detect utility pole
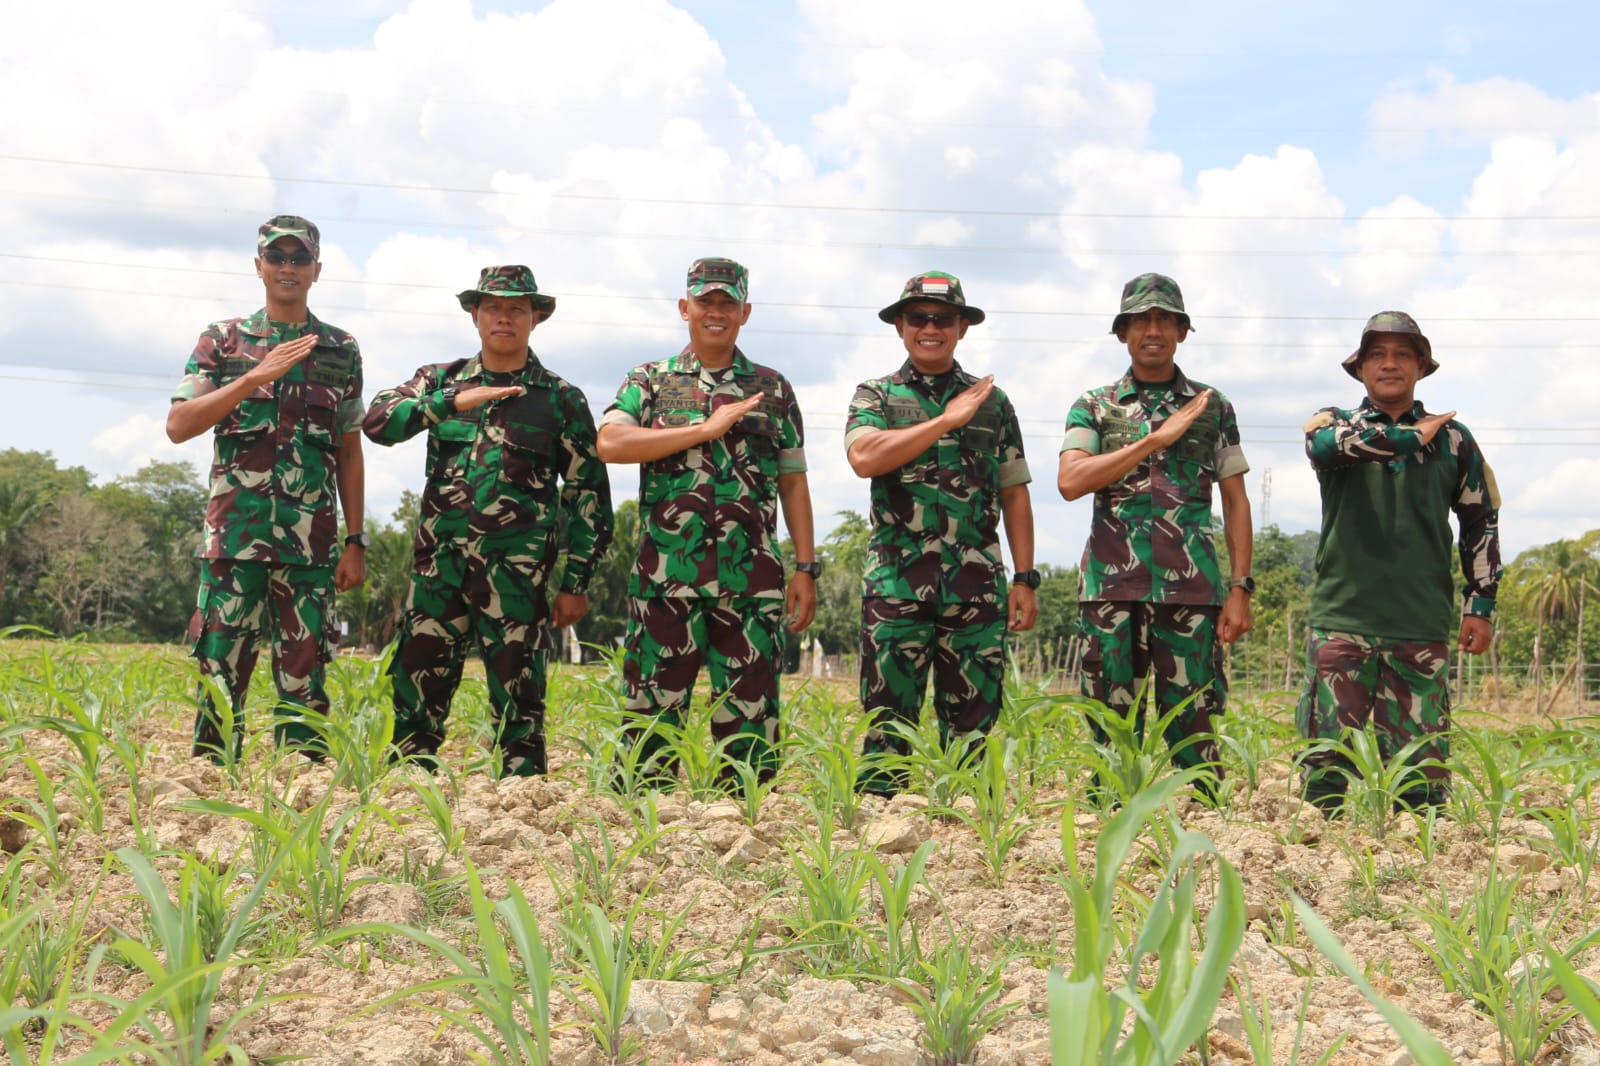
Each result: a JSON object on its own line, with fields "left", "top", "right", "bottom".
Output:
{"left": 1261, "top": 468, "right": 1272, "bottom": 529}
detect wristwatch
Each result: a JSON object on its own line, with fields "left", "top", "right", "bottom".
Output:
{"left": 344, "top": 532, "right": 371, "bottom": 548}
{"left": 439, "top": 383, "right": 460, "bottom": 410}
{"left": 1012, "top": 569, "right": 1042, "bottom": 589}
{"left": 1226, "top": 576, "right": 1256, "bottom": 594}
{"left": 794, "top": 561, "right": 823, "bottom": 578}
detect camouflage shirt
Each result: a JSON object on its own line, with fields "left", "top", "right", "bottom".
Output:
{"left": 845, "top": 359, "right": 1031, "bottom": 605}
{"left": 1061, "top": 367, "right": 1248, "bottom": 606}
{"left": 173, "top": 309, "right": 363, "bottom": 565}
{"left": 1304, "top": 399, "right": 1500, "bottom": 642}
{"left": 363, "top": 352, "right": 614, "bottom": 595}
{"left": 601, "top": 347, "right": 806, "bottom": 600}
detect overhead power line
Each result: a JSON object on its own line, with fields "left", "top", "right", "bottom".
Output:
{"left": 6, "top": 153, "right": 1600, "bottom": 223}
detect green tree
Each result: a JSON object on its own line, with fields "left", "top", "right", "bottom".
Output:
{"left": 0, "top": 480, "right": 47, "bottom": 614}
{"left": 96, "top": 461, "right": 207, "bottom": 640}
{"left": 812, "top": 510, "right": 870, "bottom": 657}
{"left": 573, "top": 498, "right": 638, "bottom": 656}
{"left": 1506, "top": 538, "right": 1597, "bottom": 713}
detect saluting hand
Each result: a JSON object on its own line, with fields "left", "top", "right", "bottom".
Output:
{"left": 702, "top": 392, "right": 764, "bottom": 440}
{"left": 248, "top": 333, "right": 319, "bottom": 386}
{"left": 453, "top": 385, "right": 524, "bottom": 412}
{"left": 942, "top": 376, "right": 994, "bottom": 430}
{"left": 1149, "top": 389, "right": 1213, "bottom": 448}
{"left": 1416, "top": 410, "right": 1455, "bottom": 447}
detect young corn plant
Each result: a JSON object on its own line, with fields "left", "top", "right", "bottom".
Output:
{"left": 928, "top": 733, "right": 1035, "bottom": 886}
{"left": 773, "top": 799, "right": 875, "bottom": 977}
{"left": 894, "top": 934, "right": 1021, "bottom": 1066}
{"left": 1296, "top": 727, "right": 1439, "bottom": 838}
{"left": 1404, "top": 864, "right": 1600, "bottom": 1065}
{"left": 332, "top": 858, "right": 557, "bottom": 1066}
{"left": 1072, "top": 694, "right": 1198, "bottom": 811}
{"left": 87, "top": 845, "right": 292, "bottom": 1066}
{"left": 1049, "top": 778, "right": 1245, "bottom": 1066}
{"left": 564, "top": 902, "right": 641, "bottom": 1065}
{"left": 860, "top": 839, "right": 937, "bottom": 981}
{"left": 1229, "top": 971, "right": 1348, "bottom": 1066}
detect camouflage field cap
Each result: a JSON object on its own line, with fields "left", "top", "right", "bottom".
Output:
{"left": 457, "top": 265, "right": 557, "bottom": 317}
{"left": 686, "top": 257, "right": 749, "bottom": 302}
{"left": 1343, "top": 311, "right": 1437, "bottom": 380}
{"left": 258, "top": 215, "right": 320, "bottom": 261}
{"left": 877, "top": 270, "right": 986, "bottom": 325}
{"left": 1111, "top": 272, "right": 1192, "bottom": 334}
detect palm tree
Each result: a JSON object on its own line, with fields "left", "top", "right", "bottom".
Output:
{"left": 1512, "top": 539, "right": 1597, "bottom": 715}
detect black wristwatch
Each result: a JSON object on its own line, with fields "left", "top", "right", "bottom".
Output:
{"left": 794, "top": 561, "right": 823, "bottom": 578}
{"left": 344, "top": 532, "right": 370, "bottom": 549}
{"left": 1012, "top": 569, "right": 1042, "bottom": 589}
{"left": 439, "top": 383, "right": 460, "bottom": 410}
{"left": 1226, "top": 575, "right": 1256, "bottom": 594}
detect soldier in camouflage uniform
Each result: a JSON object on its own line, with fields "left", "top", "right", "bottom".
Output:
{"left": 167, "top": 215, "right": 367, "bottom": 761}
{"left": 364, "top": 266, "right": 614, "bottom": 776}
{"left": 1058, "top": 273, "right": 1253, "bottom": 796}
{"left": 846, "top": 272, "right": 1037, "bottom": 796}
{"left": 1297, "top": 312, "right": 1500, "bottom": 813}
{"left": 597, "top": 258, "right": 817, "bottom": 786}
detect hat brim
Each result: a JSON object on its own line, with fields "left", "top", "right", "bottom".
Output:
{"left": 459, "top": 290, "right": 558, "bottom": 317}
{"left": 878, "top": 298, "right": 985, "bottom": 325}
{"left": 1110, "top": 303, "right": 1193, "bottom": 335}
{"left": 1343, "top": 348, "right": 1439, "bottom": 380}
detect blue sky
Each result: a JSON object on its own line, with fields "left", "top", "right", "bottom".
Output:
{"left": 2, "top": 0, "right": 1596, "bottom": 570}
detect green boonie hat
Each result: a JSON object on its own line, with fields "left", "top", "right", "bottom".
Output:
{"left": 1343, "top": 311, "right": 1436, "bottom": 380}
{"left": 878, "top": 270, "right": 986, "bottom": 325}
{"left": 686, "top": 257, "right": 749, "bottom": 302}
{"left": 258, "top": 214, "right": 320, "bottom": 261}
{"left": 457, "top": 265, "right": 557, "bottom": 317}
{"left": 1111, "top": 272, "right": 1192, "bottom": 334}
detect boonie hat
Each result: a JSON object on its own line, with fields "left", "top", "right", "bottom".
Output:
{"left": 258, "top": 215, "right": 320, "bottom": 261}
{"left": 457, "top": 265, "right": 557, "bottom": 317}
{"left": 686, "top": 258, "right": 749, "bottom": 303}
{"left": 878, "top": 271, "right": 985, "bottom": 325}
{"left": 1111, "top": 272, "right": 1192, "bottom": 334}
{"left": 1343, "top": 311, "right": 1437, "bottom": 379}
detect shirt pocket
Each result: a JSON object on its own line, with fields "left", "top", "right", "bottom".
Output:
{"left": 302, "top": 383, "right": 344, "bottom": 451}
{"left": 650, "top": 407, "right": 706, "bottom": 471}
{"left": 430, "top": 418, "right": 479, "bottom": 480}
{"left": 218, "top": 383, "right": 277, "bottom": 437}
{"left": 499, "top": 420, "right": 556, "bottom": 490}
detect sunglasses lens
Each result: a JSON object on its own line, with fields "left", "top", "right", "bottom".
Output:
{"left": 264, "top": 250, "right": 313, "bottom": 266}
{"left": 907, "top": 312, "right": 956, "bottom": 328}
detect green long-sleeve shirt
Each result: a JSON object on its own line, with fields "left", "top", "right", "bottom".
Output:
{"left": 1304, "top": 399, "right": 1500, "bottom": 642}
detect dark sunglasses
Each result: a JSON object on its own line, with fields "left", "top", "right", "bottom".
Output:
{"left": 262, "top": 249, "right": 316, "bottom": 267}
{"left": 903, "top": 310, "right": 959, "bottom": 329}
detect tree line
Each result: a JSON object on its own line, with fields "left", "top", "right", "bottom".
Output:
{"left": 2, "top": 447, "right": 1594, "bottom": 705}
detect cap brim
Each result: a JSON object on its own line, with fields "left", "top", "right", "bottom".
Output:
{"left": 458, "top": 290, "right": 558, "bottom": 316}
{"left": 1111, "top": 304, "right": 1194, "bottom": 334}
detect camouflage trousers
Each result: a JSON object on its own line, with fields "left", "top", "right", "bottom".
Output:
{"left": 1077, "top": 601, "right": 1224, "bottom": 773}
{"left": 622, "top": 596, "right": 783, "bottom": 782}
{"left": 857, "top": 597, "right": 1006, "bottom": 795}
{"left": 188, "top": 558, "right": 335, "bottom": 760}
{"left": 390, "top": 559, "right": 551, "bottom": 776}
{"left": 1295, "top": 628, "right": 1452, "bottom": 802}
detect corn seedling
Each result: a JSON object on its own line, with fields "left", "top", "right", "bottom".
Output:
{"left": 564, "top": 902, "right": 641, "bottom": 1064}
{"left": 1229, "top": 971, "right": 1348, "bottom": 1066}
{"left": 332, "top": 859, "right": 557, "bottom": 1066}
{"left": 1296, "top": 727, "right": 1438, "bottom": 839}
{"left": 861, "top": 839, "right": 937, "bottom": 980}
{"left": 929, "top": 733, "right": 1035, "bottom": 886}
{"left": 87, "top": 845, "right": 293, "bottom": 1065}
{"left": 1073, "top": 693, "right": 1198, "bottom": 811}
{"left": 774, "top": 799, "right": 875, "bottom": 976}
{"left": 893, "top": 934, "right": 1021, "bottom": 1066}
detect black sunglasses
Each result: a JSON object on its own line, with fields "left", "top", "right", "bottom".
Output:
{"left": 903, "top": 310, "right": 959, "bottom": 329}
{"left": 262, "top": 249, "right": 316, "bottom": 267}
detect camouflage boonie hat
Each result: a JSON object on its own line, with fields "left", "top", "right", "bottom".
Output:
{"left": 1111, "top": 272, "right": 1192, "bottom": 334}
{"left": 878, "top": 270, "right": 986, "bottom": 325}
{"left": 258, "top": 215, "right": 320, "bottom": 261}
{"left": 686, "top": 258, "right": 749, "bottom": 303}
{"left": 1343, "top": 311, "right": 1437, "bottom": 379}
{"left": 457, "top": 265, "right": 557, "bottom": 317}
